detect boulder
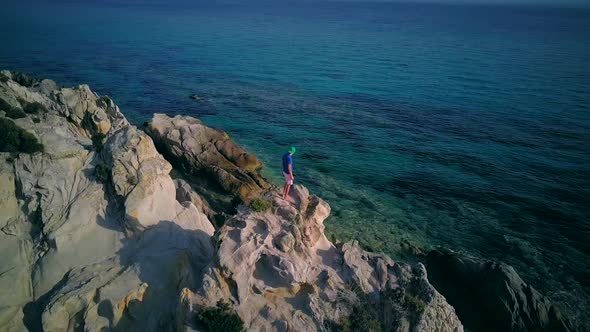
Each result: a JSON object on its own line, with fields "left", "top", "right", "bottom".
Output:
{"left": 40, "top": 259, "right": 143, "bottom": 332}
{"left": 104, "top": 126, "right": 177, "bottom": 233}
{"left": 146, "top": 113, "right": 271, "bottom": 203}
{"left": 0, "top": 157, "right": 32, "bottom": 332}
{"left": 104, "top": 126, "right": 216, "bottom": 236}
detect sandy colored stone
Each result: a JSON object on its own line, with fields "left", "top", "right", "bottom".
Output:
{"left": 179, "top": 186, "right": 463, "bottom": 332}
{"left": 146, "top": 113, "right": 271, "bottom": 203}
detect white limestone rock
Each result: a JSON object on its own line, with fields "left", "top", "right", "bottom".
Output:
{"left": 0, "top": 72, "right": 216, "bottom": 332}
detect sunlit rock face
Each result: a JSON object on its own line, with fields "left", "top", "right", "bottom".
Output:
{"left": 146, "top": 113, "right": 271, "bottom": 204}
{"left": 0, "top": 71, "right": 215, "bottom": 331}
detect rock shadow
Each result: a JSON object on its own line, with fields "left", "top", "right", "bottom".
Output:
{"left": 112, "top": 220, "right": 215, "bottom": 331}
{"left": 22, "top": 272, "right": 71, "bottom": 332}
{"left": 24, "top": 219, "right": 215, "bottom": 332}
{"left": 150, "top": 139, "right": 240, "bottom": 219}
{"left": 316, "top": 247, "right": 347, "bottom": 282}
{"left": 97, "top": 299, "right": 114, "bottom": 326}
{"left": 118, "top": 220, "right": 213, "bottom": 284}
{"left": 317, "top": 247, "right": 340, "bottom": 269}
{"left": 285, "top": 283, "right": 315, "bottom": 314}
{"left": 253, "top": 254, "right": 292, "bottom": 289}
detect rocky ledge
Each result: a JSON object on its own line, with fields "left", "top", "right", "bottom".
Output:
{"left": 0, "top": 71, "right": 574, "bottom": 332}
{"left": 177, "top": 186, "right": 462, "bottom": 332}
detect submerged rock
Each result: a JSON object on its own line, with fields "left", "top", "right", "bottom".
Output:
{"left": 426, "top": 249, "right": 573, "bottom": 332}
{"left": 189, "top": 94, "right": 205, "bottom": 101}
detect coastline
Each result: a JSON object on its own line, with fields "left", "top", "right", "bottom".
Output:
{"left": 0, "top": 71, "right": 580, "bottom": 331}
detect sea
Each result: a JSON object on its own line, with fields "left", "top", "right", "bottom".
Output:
{"left": 1, "top": 0, "right": 589, "bottom": 327}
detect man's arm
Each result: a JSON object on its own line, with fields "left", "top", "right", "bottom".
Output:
{"left": 288, "top": 164, "right": 294, "bottom": 178}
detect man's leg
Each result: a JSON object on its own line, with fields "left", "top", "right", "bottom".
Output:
{"left": 283, "top": 182, "right": 291, "bottom": 199}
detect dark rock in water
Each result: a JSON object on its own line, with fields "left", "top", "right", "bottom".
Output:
{"left": 189, "top": 94, "right": 205, "bottom": 101}
{"left": 399, "top": 239, "right": 424, "bottom": 257}
{"left": 426, "top": 249, "right": 573, "bottom": 332}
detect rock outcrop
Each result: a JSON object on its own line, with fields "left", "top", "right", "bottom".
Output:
{"left": 103, "top": 126, "right": 213, "bottom": 235}
{"left": 0, "top": 71, "right": 215, "bottom": 331}
{"left": 0, "top": 71, "right": 462, "bottom": 332}
{"left": 146, "top": 113, "right": 271, "bottom": 204}
{"left": 178, "top": 185, "right": 463, "bottom": 332}
{"left": 426, "top": 249, "right": 573, "bottom": 332}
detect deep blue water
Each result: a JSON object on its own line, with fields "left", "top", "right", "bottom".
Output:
{"left": 1, "top": 0, "right": 589, "bottom": 325}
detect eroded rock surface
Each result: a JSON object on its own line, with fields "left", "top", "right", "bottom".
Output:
{"left": 178, "top": 186, "right": 464, "bottom": 332}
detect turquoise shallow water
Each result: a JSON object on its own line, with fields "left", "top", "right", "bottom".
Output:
{"left": 1, "top": 0, "right": 589, "bottom": 325}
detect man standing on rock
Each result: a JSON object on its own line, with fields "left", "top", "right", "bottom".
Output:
{"left": 282, "top": 147, "right": 296, "bottom": 200}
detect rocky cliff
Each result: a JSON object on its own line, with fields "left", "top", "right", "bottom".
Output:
{"left": 0, "top": 71, "right": 571, "bottom": 332}
{"left": 0, "top": 71, "right": 462, "bottom": 331}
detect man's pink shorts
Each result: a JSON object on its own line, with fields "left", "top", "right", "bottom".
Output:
{"left": 283, "top": 172, "right": 293, "bottom": 185}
